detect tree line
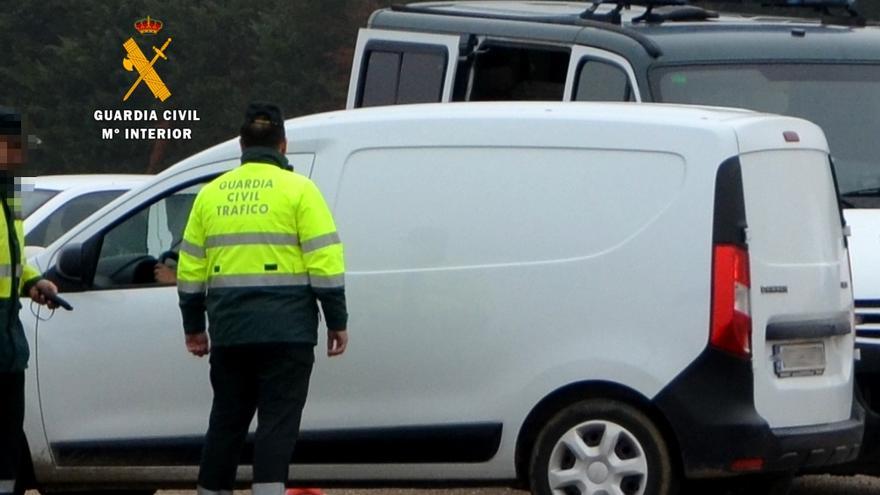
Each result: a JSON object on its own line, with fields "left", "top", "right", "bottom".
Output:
{"left": 1, "top": 0, "right": 875, "bottom": 176}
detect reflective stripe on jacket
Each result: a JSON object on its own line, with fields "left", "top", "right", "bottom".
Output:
{"left": 177, "top": 160, "right": 347, "bottom": 346}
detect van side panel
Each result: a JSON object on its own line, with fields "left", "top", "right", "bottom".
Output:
{"left": 294, "top": 114, "right": 738, "bottom": 482}
{"left": 287, "top": 107, "right": 745, "bottom": 480}
{"left": 339, "top": 147, "right": 684, "bottom": 269}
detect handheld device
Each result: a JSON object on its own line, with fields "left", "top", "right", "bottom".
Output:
{"left": 38, "top": 288, "right": 73, "bottom": 311}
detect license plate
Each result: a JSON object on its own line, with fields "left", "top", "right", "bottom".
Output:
{"left": 773, "top": 342, "right": 826, "bottom": 378}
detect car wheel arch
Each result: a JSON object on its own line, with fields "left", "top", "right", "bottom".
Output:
{"left": 513, "top": 380, "right": 684, "bottom": 489}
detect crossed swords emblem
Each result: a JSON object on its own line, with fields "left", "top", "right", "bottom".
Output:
{"left": 122, "top": 37, "right": 172, "bottom": 102}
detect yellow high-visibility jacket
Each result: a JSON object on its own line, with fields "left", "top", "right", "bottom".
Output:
{"left": 177, "top": 155, "right": 347, "bottom": 346}
{"left": 0, "top": 185, "right": 43, "bottom": 372}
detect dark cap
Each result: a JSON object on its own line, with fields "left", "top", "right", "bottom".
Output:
{"left": 0, "top": 106, "right": 21, "bottom": 136}
{"left": 243, "top": 102, "right": 284, "bottom": 129}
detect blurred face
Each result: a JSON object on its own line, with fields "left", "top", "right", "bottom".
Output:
{"left": 0, "top": 135, "right": 24, "bottom": 170}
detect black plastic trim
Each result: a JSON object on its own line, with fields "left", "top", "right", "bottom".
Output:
{"left": 856, "top": 299, "right": 880, "bottom": 309}
{"left": 771, "top": 415, "right": 863, "bottom": 470}
{"left": 766, "top": 313, "right": 852, "bottom": 341}
{"left": 712, "top": 156, "right": 747, "bottom": 248}
{"left": 654, "top": 347, "right": 769, "bottom": 477}
{"left": 653, "top": 346, "right": 862, "bottom": 477}
{"left": 51, "top": 423, "right": 503, "bottom": 467}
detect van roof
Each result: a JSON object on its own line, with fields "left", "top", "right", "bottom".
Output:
{"left": 287, "top": 101, "right": 812, "bottom": 133}
{"left": 159, "top": 102, "right": 825, "bottom": 178}
{"left": 371, "top": 1, "right": 880, "bottom": 62}
{"left": 162, "top": 103, "right": 829, "bottom": 179}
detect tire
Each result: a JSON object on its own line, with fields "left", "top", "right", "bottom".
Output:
{"left": 528, "top": 399, "right": 677, "bottom": 495}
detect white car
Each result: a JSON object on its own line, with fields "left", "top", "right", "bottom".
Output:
{"left": 22, "top": 175, "right": 150, "bottom": 257}
{"left": 20, "top": 103, "right": 859, "bottom": 495}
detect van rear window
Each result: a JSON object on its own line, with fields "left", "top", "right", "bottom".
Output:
{"left": 739, "top": 150, "right": 842, "bottom": 265}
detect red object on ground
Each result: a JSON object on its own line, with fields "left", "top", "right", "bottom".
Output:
{"left": 286, "top": 489, "right": 325, "bottom": 495}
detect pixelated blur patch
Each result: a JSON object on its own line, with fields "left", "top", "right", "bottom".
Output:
{"left": 0, "top": 107, "right": 21, "bottom": 135}
{"left": 19, "top": 177, "right": 35, "bottom": 192}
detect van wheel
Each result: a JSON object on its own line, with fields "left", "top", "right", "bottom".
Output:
{"left": 528, "top": 399, "right": 676, "bottom": 495}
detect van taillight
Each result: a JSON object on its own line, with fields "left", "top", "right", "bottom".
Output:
{"left": 711, "top": 244, "right": 752, "bottom": 358}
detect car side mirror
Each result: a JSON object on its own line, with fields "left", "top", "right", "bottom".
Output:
{"left": 44, "top": 238, "right": 100, "bottom": 292}
{"left": 53, "top": 243, "right": 85, "bottom": 285}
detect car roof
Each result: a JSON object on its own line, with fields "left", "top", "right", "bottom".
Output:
{"left": 25, "top": 174, "right": 151, "bottom": 192}
{"left": 372, "top": 2, "right": 880, "bottom": 63}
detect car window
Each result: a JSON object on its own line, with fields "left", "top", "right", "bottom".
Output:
{"left": 22, "top": 188, "right": 59, "bottom": 218}
{"left": 26, "top": 190, "right": 124, "bottom": 247}
{"left": 359, "top": 43, "right": 447, "bottom": 107}
{"left": 574, "top": 59, "right": 634, "bottom": 102}
{"left": 470, "top": 44, "right": 569, "bottom": 101}
{"left": 94, "top": 182, "right": 204, "bottom": 288}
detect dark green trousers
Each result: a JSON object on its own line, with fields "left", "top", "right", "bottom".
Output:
{"left": 198, "top": 343, "right": 314, "bottom": 491}
{"left": 0, "top": 372, "right": 24, "bottom": 495}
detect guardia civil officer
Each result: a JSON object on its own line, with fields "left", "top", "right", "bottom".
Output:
{"left": 0, "top": 107, "right": 59, "bottom": 495}
{"left": 177, "top": 102, "right": 348, "bottom": 495}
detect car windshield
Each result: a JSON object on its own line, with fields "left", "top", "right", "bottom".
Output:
{"left": 22, "top": 188, "right": 59, "bottom": 218}
{"left": 650, "top": 63, "right": 880, "bottom": 198}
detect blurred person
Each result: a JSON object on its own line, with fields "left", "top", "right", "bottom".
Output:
{"left": 0, "top": 107, "right": 59, "bottom": 495}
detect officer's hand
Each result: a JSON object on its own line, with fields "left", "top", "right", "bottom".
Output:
{"left": 186, "top": 332, "right": 210, "bottom": 357}
{"left": 29, "top": 279, "right": 59, "bottom": 309}
{"left": 328, "top": 330, "right": 348, "bottom": 357}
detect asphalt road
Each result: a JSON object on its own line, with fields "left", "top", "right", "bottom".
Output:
{"left": 22, "top": 476, "right": 880, "bottom": 495}
{"left": 146, "top": 475, "right": 880, "bottom": 494}
{"left": 321, "top": 475, "right": 880, "bottom": 493}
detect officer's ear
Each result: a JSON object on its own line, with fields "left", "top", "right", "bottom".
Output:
{"left": 278, "top": 139, "right": 287, "bottom": 154}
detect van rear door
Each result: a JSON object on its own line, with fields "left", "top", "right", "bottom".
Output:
{"left": 346, "top": 29, "right": 460, "bottom": 109}
{"left": 738, "top": 122, "right": 854, "bottom": 428}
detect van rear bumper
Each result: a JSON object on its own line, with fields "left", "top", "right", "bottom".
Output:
{"left": 653, "top": 347, "right": 863, "bottom": 478}
{"left": 765, "top": 414, "right": 863, "bottom": 471}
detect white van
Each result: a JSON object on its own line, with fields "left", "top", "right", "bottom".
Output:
{"left": 22, "top": 103, "right": 859, "bottom": 495}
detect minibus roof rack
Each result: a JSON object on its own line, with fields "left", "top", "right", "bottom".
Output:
{"left": 389, "top": 3, "right": 665, "bottom": 57}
